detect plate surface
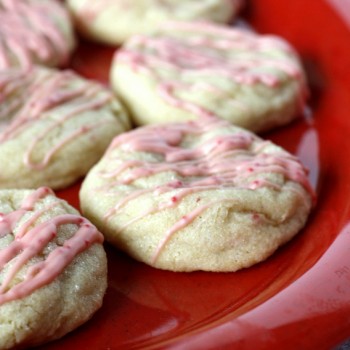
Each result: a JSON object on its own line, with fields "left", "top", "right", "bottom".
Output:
{"left": 40, "top": 0, "right": 350, "bottom": 349}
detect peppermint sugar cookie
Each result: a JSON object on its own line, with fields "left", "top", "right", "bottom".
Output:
{"left": 0, "top": 66, "right": 130, "bottom": 190}
{"left": 66, "top": 0, "right": 242, "bottom": 45}
{"left": 80, "top": 119, "right": 314, "bottom": 272}
{"left": 0, "top": 187, "right": 107, "bottom": 349}
{"left": 0, "top": 0, "right": 75, "bottom": 70}
{"left": 111, "top": 22, "right": 307, "bottom": 133}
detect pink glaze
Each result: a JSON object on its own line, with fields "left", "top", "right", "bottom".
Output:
{"left": 98, "top": 119, "right": 315, "bottom": 263}
{"left": 0, "top": 187, "right": 103, "bottom": 305}
{"left": 115, "top": 22, "right": 307, "bottom": 122}
{"left": 20, "top": 186, "right": 53, "bottom": 210}
{"left": 0, "top": 68, "right": 113, "bottom": 170}
{"left": 0, "top": 0, "right": 72, "bottom": 69}
{"left": 0, "top": 187, "right": 51, "bottom": 238}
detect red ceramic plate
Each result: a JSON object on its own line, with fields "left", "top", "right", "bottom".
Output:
{"left": 40, "top": 0, "right": 350, "bottom": 349}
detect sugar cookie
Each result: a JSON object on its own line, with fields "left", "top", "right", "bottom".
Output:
{"left": 0, "top": 0, "right": 75, "bottom": 70}
{"left": 80, "top": 119, "right": 314, "bottom": 272}
{"left": 111, "top": 22, "right": 307, "bottom": 133}
{"left": 66, "top": 0, "right": 242, "bottom": 45}
{"left": 0, "top": 187, "right": 107, "bottom": 349}
{"left": 0, "top": 66, "right": 130, "bottom": 189}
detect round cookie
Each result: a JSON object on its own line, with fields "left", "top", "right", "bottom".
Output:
{"left": 66, "top": 0, "right": 242, "bottom": 45}
{"left": 79, "top": 119, "right": 315, "bottom": 272}
{"left": 0, "top": 187, "right": 107, "bottom": 349}
{"left": 0, "top": 0, "right": 75, "bottom": 70}
{"left": 0, "top": 66, "right": 131, "bottom": 190}
{"left": 111, "top": 21, "right": 307, "bottom": 133}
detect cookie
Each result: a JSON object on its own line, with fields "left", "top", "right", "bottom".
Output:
{"left": 0, "top": 187, "right": 107, "bottom": 349}
{"left": 0, "top": 0, "right": 75, "bottom": 70}
{"left": 111, "top": 21, "right": 307, "bottom": 133}
{"left": 66, "top": 0, "right": 242, "bottom": 45}
{"left": 79, "top": 119, "right": 314, "bottom": 272}
{"left": 0, "top": 66, "right": 130, "bottom": 190}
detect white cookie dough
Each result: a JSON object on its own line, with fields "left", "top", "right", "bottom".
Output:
{"left": 0, "top": 187, "right": 107, "bottom": 349}
{"left": 66, "top": 0, "right": 242, "bottom": 45}
{"left": 0, "top": 66, "right": 131, "bottom": 190}
{"left": 0, "top": 0, "right": 75, "bottom": 70}
{"left": 111, "top": 21, "right": 307, "bottom": 133}
{"left": 80, "top": 119, "right": 314, "bottom": 272}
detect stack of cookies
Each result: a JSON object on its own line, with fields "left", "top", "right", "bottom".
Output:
{"left": 0, "top": 0, "right": 315, "bottom": 348}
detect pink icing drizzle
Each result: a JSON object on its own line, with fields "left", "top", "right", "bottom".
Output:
{"left": 0, "top": 187, "right": 103, "bottom": 305}
{"left": 115, "top": 22, "right": 307, "bottom": 122}
{"left": 0, "top": 68, "right": 113, "bottom": 169}
{"left": 98, "top": 119, "right": 315, "bottom": 262}
{"left": 151, "top": 202, "right": 212, "bottom": 263}
{"left": 0, "top": 0, "right": 72, "bottom": 69}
